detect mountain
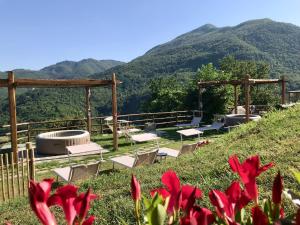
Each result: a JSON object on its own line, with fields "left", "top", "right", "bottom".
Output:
{"left": 1, "top": 19, "right": 300, "bottom": 123}
{"left": 0, "top": 58, "right": 124, "bottom": 101}
{"left": 41, "top": 59, "right": 125, "bottom": 78}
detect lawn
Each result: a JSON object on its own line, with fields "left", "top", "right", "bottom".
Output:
{"left": 0, "top": 105, "right": 299, "bottom": 224}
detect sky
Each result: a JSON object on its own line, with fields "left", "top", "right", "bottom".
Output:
{"left": 0, "top": 0, "right": 300, "bottom": 71}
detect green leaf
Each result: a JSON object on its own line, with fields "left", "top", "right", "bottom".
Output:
{"left": 150, "top": 204, "right": 167, "bottom": 225}
{"left": 291, "top": 169, "right": 300, "bottom": 184}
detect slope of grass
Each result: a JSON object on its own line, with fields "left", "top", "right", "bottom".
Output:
{"left": 0, "top": 105, "right": 299, "bottom": 224}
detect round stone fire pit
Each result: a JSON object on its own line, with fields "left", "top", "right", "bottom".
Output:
{"left": 224, "top": 114, "right": 261, "bottom": 127}
{"left": 36, "top": 130, "right": 90, "bottom": 155}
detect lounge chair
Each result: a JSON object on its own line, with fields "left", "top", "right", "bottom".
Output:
{"left": 158, "top": 143, "right": 198, "bottom": 158}
{"left": 197, "top": 121, "right": 224, "bottom": 132}
{"left": 175, "top": 117, "right": 202, "bottom": 128}
{"left": 110, "top": 149, "right": 158, "bottom": 169}
{"left": 53, "top": 161, "right": 100, "bottom": 183}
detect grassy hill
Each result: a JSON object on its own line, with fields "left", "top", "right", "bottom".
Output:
{"left": 1, "top": 19, "right": 300, "bottom": 123}
{"left": 0, "top": 105, "right": 299, "bottom": 224}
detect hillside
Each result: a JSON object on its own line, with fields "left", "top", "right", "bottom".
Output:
{"left": 0, "top": 59, "right": 124, "bottom": 116}
{"left": 1, "top": 19, "right": 300, "bottom": 123}
{"left": 41, "top": 59, "right": 124, "bottom": 78}
{"left": 1, "top": 105, "right": 299, "bottom": 224}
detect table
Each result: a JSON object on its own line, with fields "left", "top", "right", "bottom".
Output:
{"left": 130, "top": 133, "right": 160, "bottom": 152}
{"left": 66, "top": 142, "right": 105, "bottom": 160}
{"left": 176, "top": 128, "right": 203, "bottom": 144}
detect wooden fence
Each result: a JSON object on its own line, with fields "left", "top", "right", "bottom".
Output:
{"left": 0, "top": 110, "right": 198, "bottom": 145}
{"left": 0, "top": 142, "right": 35, "bottom": 202}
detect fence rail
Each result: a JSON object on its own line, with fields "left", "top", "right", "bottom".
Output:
{"left": 0, "top": 110, "right": 199, "bottom": 145}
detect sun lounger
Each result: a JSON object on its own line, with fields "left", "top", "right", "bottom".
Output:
{"left": 53, "top": 161, "right": 100, "bottom": 183}
{"left": 158, "top": 143, "right": 198, "bottom": 158}
{"left": 110, "top": 149, "right": 158, "bottom": 169}
{"left": 197, "top": 122, "right": 224, "bottom": 132}
{"left": 175, "top": 117, "right": 202, "bottom": 128}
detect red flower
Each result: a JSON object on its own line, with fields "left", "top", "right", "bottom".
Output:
{"left": 82, "top": 216, "right": 96, "bottom": 225}
{"left": 48, "top": 185, "right": 78, "bottom": 225}
{"left": 252, "top": 206, "right": 269, "bottom": 225}
{"left": 29, "top": 179, "right": 57, "bottom": 225}
{"left": 48, "top": 185, "right": 96, "bottom": 225}
{"left": 180, "top": 206, "right": 215, "bottom": 225}
{"left": 228, "top": 155, "right": 274, "bottom": 201}
{"left": 131, "top": 175, "right": 141, "bottom": 201}
{"left": 272, "top": 171, "right": 283, "bottom": 204}
{"left": 74, "top": 188, "right": 97, "bottom": 224}
{"left": 209, "top": 181, "right": 250, "bottom": 223}
{"left": 296, "top": 208, "right": 300, "bottom": 225}
{"left": 151, "top": 170, "right": 202, "bottom": 214}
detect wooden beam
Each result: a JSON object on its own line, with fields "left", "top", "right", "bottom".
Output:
{"left": 85, "top": 87, "right": 92, "bottom": 134}
{"left": 13, "top": 78, "right": 121, "bottom": 88}
{"left": 281, "top": 75, "right": 286, "bottom": 104}
{"left": 198, "top": 80, "right": 242, "bottom": 87}
{"left": 112, "top": 73, "right": 118, "bottom": 150}
{"left": 244, "top": 75, "right": 251, "bottom": 122}
{"left": 234, "top": 85, "right": 238, "bottom": 114}
{"left": 7, "top": 71, "right": 18, "bottom": 163}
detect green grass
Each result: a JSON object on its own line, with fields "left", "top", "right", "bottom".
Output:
{"left": 1, "top": 106, "right": 300, "bottom": 224}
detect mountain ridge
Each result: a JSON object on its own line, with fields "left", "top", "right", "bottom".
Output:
{"left": 1, "top": 18, "right": 300, "bottom": 123}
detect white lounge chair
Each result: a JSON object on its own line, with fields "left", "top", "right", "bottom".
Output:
{"left": 110, "top": 149, "right": 158, "bottom": 169}
{"left": 53, "top": 161, "right": 100, "bottom": 183}
{"left": 158, "top": 143, "right": 198, "bottom": 158}
{"left": 175, "top": 117, "right": 202, "bottom": 128}
{"left": 197, "top": 122, "right": 224, "bottom": 132}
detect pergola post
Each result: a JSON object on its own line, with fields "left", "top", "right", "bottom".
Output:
{"left": 198, "top": 84, "right": 203, "bottom": 117}
{"left": 85, "top": 87, "right": 92, "bottom": 134}
{"left": 112, "top": 73, "right": 118, "bottom": 150}
{"left": 7, "top": 71, "right": 18, "bottom": 163}
{"left": 281, "top": 75, "right": 286, "bottom": 104}
{"left": 244, "top": 74, "right": 251, "bottom": 122}
{"left": 234, "top": 85, "right": 238, "bottom": 114}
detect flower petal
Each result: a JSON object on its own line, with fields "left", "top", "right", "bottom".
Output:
{"left": 82, "top": 216, "right": 96, "bottom": 225}
{"left": 131, "top": 175, "right": 141, "bottom": 201}
{"left": 272, "top": 171, "right": 283, "bottom": 204}
{"left": 252, "top": 206, "right": 269, "bottom": 225}
{"left": 161, "top": 170, "right": 181, "bottom": 194}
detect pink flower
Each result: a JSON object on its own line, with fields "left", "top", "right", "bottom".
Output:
{"left": 131, "top": 175, "right": 141, "bottom": 201}
{"left": 228, "top": 155, "right": 273, "bottom": 202}
{"left": 209, "top": 181, "right": 250, "bottom": 223}
{"left": 252, "top": 206, "right": 269, "bottom": 225}
{"left": 29, "top": 179, "right": 57, "bottom": 225}
{"left": 151, "top": 170, "right": 202, "bottom": 214}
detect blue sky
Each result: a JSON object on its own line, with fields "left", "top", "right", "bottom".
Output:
{"left": 0, "top": 0, "right": 299, "bottom": 71}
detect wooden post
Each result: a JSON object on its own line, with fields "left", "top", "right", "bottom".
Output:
{"left": 7, "top": 71, "right": 18, "bottom": 163}
{"left": 198, "top": 84, "right": 203, "bottom": 118}
{"left": 244, "top": 75, "right": 250, "bottom": 122}
{"left": 26, "top": 142, "right": 35, "bottom": 180}
{"left": 281, "top": 75, "right": 286, "bottom": 105}
{"left": 234, "top": 85, "right": 238, "bottom": 114}
{"left": 112, "top": 73, "right": 118, "bottom": 150}
{"left": 85, "top": 87, "right": 92, "bottom": 134}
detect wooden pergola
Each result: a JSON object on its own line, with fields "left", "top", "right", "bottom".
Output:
{"left": 0, "top": 72, "right": 121, "bottom": 162}
{"left": 198, "top": 75, "right": 286, "bottom": 122}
